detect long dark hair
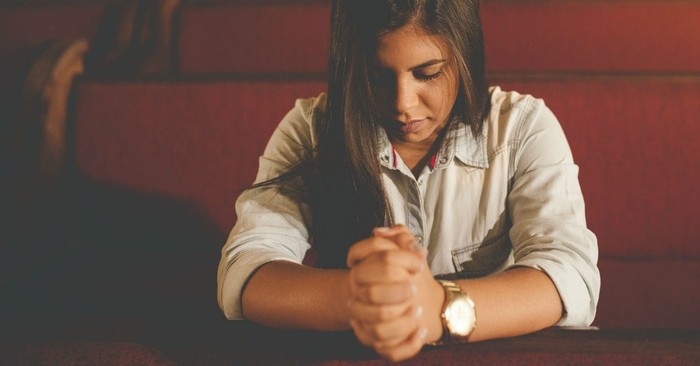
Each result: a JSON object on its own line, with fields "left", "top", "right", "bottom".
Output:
{"left": 257, "top": 0, "right": 491, "bottom": 268}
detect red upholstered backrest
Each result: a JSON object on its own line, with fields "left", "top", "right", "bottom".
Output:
{"left": 72, "top": 80, "right": 326, "bottom": 238}
{"left": 5, "top": 1, "right": 697, "bottom": 74}
{"left": 482, "top": 1, "right": 700, "bottom": 73}
{"left": 176, "top": 1, "right": 700, "bottom": 74}
{"left": 73, "top": 77, "right": 700, "bottom": 260}
{"left": 72, "top": 77, "right": 700, "bottom": 258}
{"left": 0, "top": 5, "right": 105, "bottom": 56}
{"left": 492, "top": 77, "right": 700, "bottom": 260}
{"left": 177, "top": 4, "right": 331, "bottom": 74}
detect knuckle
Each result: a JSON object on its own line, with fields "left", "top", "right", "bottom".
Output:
{"left": 370, "top": 324, "right": 387, "bottom": 340}
{"left": 382, "top": 265, "right": 403, "bottom": 280}
{"left": 354, "top": 330, "right": 373, "bottom": 347}
{"left": 372, "top": 340, "right": 386, "bottom": 351}
{"left": 379, "top": 266, "right": 393, "bottom": 279}
{"left": 386, "top": 351, "right": 405, "bottom": 363}
{"left": 397, "top": 231, "right": 413, "bottom": 241}
{"left": 348, "top": 267, "right": 356, "bottom": 280}
{"left": 348, "top": 268, "right": 362, "bottom": 286}
{"left": 372, "top": 237, "right": 392, "bottom": 249}
{"left": 369, "top": 327, "right": 382, "bottom": 340}
{"left": 376, "top": 349, "right": 392, "bottom": 360}
{"left": 402, "top": 282, "right": 415, "bottom": 297}
{"left": 376, "top": 306, "right": 393, "bottom": 321}
{"left": 358, "top": 336, "right": 373, "bottom": 347}
{"left": 377, "top": 250, "right": 393, "bottom": 264}
{"left": 366, "top": 286, "right": 380, "bottom": 303}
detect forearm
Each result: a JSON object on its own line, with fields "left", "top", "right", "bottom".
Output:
{"left": 241, "top": 260, "right": 352, "bottom": 331}
{"left": 453, "top": 266, "right": 563, "bottom": 342}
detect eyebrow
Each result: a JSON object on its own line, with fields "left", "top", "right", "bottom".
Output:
{"left": 409, "top": 59, "right": 447, "bottom": 71}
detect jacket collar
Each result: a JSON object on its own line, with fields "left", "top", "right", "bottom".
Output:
{"left": 377, "top": 117, "right": 489, "bottom": 170}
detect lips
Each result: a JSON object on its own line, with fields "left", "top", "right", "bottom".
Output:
{"left": 400, "top": 119, "right": 424, "bottom": 133}
{"left": 388, "top": 118, "right": 425, "bottom": 134}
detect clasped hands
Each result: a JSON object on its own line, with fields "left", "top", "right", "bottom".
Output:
{"left": 346, "top": 225, "right": 445, "bottom": 362}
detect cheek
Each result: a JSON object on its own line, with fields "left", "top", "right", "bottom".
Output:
{"left": 424, "top": 86, "right": 455, "bottom": 118}
{"left": 443, "top": 81, "right": 460, "bottom": 117}
{"left": 434, "top": 70, "right": 460, "bottom": 117}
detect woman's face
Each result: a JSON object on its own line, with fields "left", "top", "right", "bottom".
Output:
{"left": 371, "top": 24, "right": 459, "bottom": 147}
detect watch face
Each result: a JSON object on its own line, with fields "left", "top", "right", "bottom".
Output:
{"left": 445, "top": 297, "right": 476, "bottom": 336}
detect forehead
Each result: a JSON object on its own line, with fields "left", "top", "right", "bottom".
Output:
{"left": 373, "top": 24, "right": 451, "bottom": 68}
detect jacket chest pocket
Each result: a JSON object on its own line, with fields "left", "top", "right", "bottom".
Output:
{"left": 451, "top": 230, "right": 511, "bottom": 277}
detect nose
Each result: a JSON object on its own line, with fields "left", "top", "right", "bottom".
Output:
{"left": 393, "top": 76, "right": 419, "bottom": 117}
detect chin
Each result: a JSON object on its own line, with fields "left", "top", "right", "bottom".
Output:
{"left": 403, "top": 133, "right": 431, "bottom": 144}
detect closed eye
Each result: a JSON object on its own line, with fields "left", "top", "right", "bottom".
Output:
{"left": 414, "top": 70, "right": 442, "bottom": 81}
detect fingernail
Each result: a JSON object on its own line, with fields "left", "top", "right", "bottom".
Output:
{"left": 418, "top": 327, "right": 428, "bottom": 340}
{"left": 414, "top": 306, "right": 423, "bottom": 318}
{"left": 410, "top": 284, "right": 418, "bottom": 295}
{"left": 374, "top": 226, "right": 391, "bottom": 233}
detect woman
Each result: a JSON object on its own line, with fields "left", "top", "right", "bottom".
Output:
{"left": 218, "top": 0, "right": 599, "bottom": 361}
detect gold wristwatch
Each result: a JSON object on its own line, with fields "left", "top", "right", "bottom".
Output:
{"left": 430, "top": 280, "right": 476, "bottom": 345}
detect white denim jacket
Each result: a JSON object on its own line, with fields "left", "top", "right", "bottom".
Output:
{"left": 218, "top": 87, "right": 600, "bottom": 326}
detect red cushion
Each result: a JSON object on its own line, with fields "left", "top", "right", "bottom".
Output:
{"left": 73, "top": 80, "right": 326, "bottom": 237}
{"left": 482, "top": 1, "right": 700, "bottom": 72}
{"left": 175, "top": 1, "right": 700, "bottom": 74}
{"left": 493, "top": 77, "right": 700, "bottom": 259}
{"left": 595, "top": 259, "right": 700, "bottom": 328}
{"left": 0, "top": 5, "right": 104, "bottom": 56}
{"left": 177, "top": 4, "right": 331, "bottom": 74}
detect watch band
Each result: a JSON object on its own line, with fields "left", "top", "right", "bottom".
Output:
{"left": 428, "top": 280, "right": 476, "bottom": 346}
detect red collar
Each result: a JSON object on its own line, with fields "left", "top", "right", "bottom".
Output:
{"left": 391, "top": 147, "right": 438, "bottom": 170}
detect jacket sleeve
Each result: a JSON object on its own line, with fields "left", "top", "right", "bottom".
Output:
{"left": 507, "top": 98, "right": 600, "bottom": 326}
{"left": 217, "top": 95, "right": 322, "bottom": 320}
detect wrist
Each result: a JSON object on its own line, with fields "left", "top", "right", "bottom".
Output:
{"left": 426, "top": 278, "right": 446, "bottom": 343}
{"left": 338, "top": 269, "right": 354, "bottom": 328}
{"left": 429, "top": 279, "right": 477, "bottom": 345}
